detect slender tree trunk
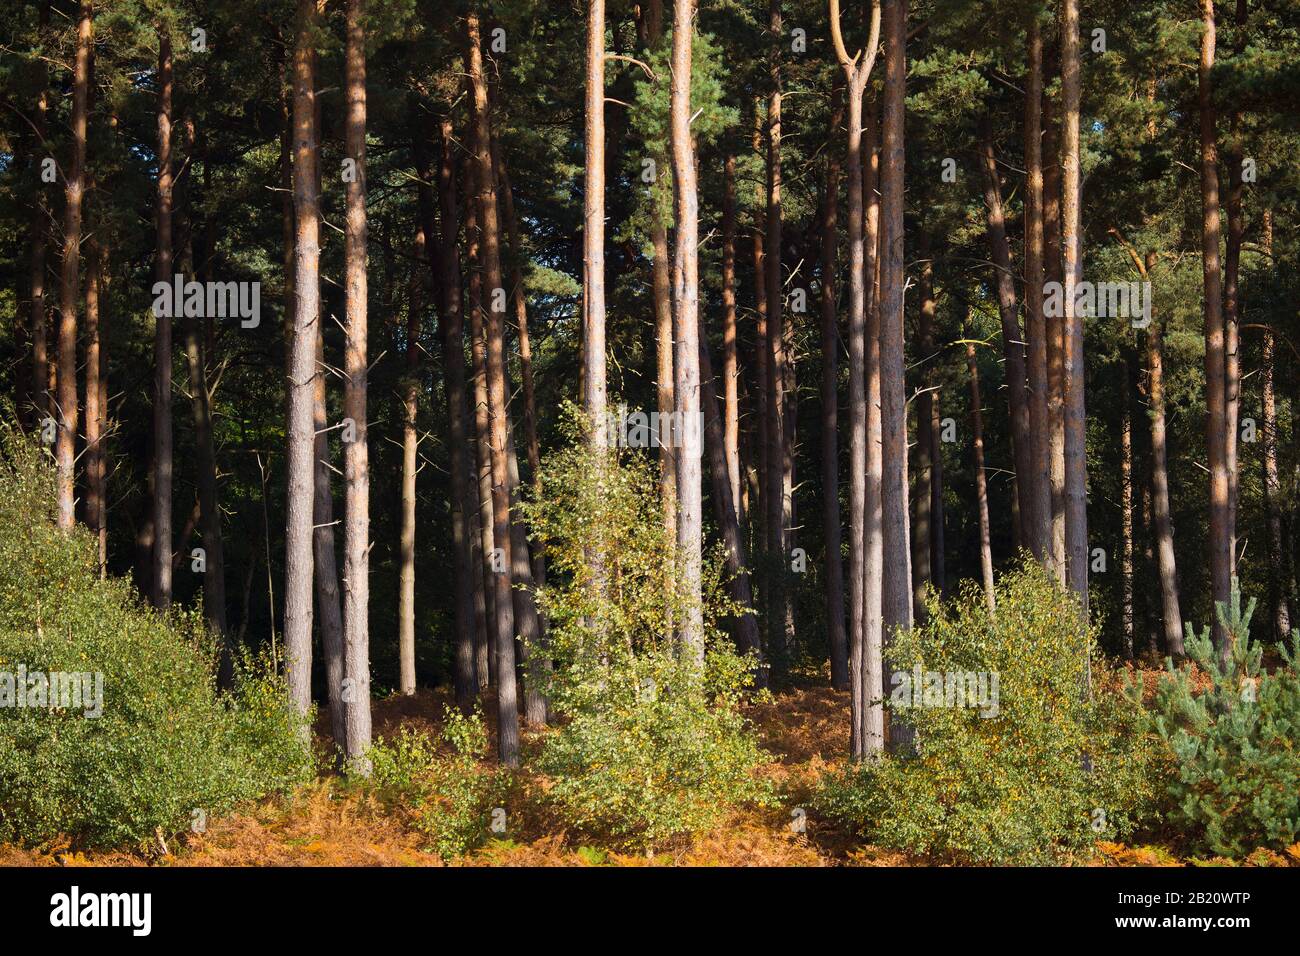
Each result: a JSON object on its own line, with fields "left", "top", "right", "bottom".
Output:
{"left": 751, "top": 106, "right": 769, "bottom": 558}
{"left": 765, "top": 0, "right": 792, "bottom": 662}
{"left": 1260, "top": 211, "right": 1289, "bottom": 640}
{"left": 313, "top": 327, "right": 347, "bottom": 750}
{"left": 432, "top": 114, "right": 481, "bottom": 712}
{"left": 1198, "top": 0, "right": 1232, "bottom": 658}
{"left": 1024, "top": 16, "right": 1053, "bottom": 567}
{"left": 722, "top": 153, "right": 742, "bottom": 519}
{"left": 468, "top": 8, "right": 521, "bottom": 767}
{"left": 1121, "top": 357, "right": 1135, "bottom": 659}
{"left": 284, "top": 0, "right": 320, "bottom": 726}
{"left": 880, "top": 0, "right": 913, "bottom": 750}
{"left": 1148, "top": 300, "right": 1185, "bottom": 657}
{"left": 1060, "top": 0, "right": 1089, "bottom": 621}
{"left": 399, "top": 216, "right": 421, "bottom": 697}
{"left": 1042, "top": 58, "right": 1067, "bottom": 578}
{"left": 830, "top": 0, "right": 883, "bottom": 755}
{"left": 1223, "top": 0, "right": 1246, "bottom": 584}
{"left": 466, "top": 190, "right": 496, "bottom": 688}
{"left": 670, "top": 0, "right": 704, "bottom": 665}
{"left": 84, "top": 239, "right": 104, "bottom": 575}
{"left": 967, "top": 332, "right": 996, "bottom": 611}
{"left": 584, "top": 0, "right": 607, "bottom": 445}
{"left": 978, "top": 120, "right": 1037, "bottom": 558}
{"left": 930, "top": 390, "right": 946, "bottom": 596}
{"left": 341, "top": 0, "right": 372, "bottom": 771}
{"left": 642, "top": 1, "right": 676, "bottom": 550}
{"left": 150, "top": 28, "right": 174, "bottom": 602}
{"left": 701, "top": 335, "right": 761, "bottom": 656}
{"left": 912, "top": 257, "right": 935, "bottom": 620}
{"left": 86, "top": 240, "right": 109, "bottom": 575}
{"left": 820, "top": 81, "right": 849, "bottom": 691}
{"left": 27, "top": 2, "right": 50, "bottom": 426}
{"left": 56, "top": 2, "right": 91, "bottom": 532}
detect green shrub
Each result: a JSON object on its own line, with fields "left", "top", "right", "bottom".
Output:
{"left": 521, "top": 415, "right": 773, "bottom": 850}
{"left": 366, "top": 709, "right": 508, "bottom": 860}
{"left": 0, "top": 422, "right": 314, "bottom": 850}
{"left": 1140, "top": 580, "right": 1300, "bottom": 857}
{"left": 817, "top": 563, "right": 1163, "bottom": 864}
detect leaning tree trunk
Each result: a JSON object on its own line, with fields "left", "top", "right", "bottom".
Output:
{"left": 978, "top": 120, "right": 1038, "bottom": 559}
{"left": 284, "top": 0, "right": 321, "bottom": 727}
{"left": 341, "top": 0, "right": 373, "bottom": 772}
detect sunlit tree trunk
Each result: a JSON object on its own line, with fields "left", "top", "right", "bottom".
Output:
{"left": 671, "top": 0, "right": 704, "bottom": 664}
{"left": 1060, "top": 0, "right": 1089, "bottom": 624}
{"left": 284, "top": 0, "right": 321, "bottom": 726}
{"left": 1042, "top": 54, "right": 1067, "bottom": 579}
{"left": 341, "top": 0, "right": 373, "bottom": 771}
{"left": 1198, "top": 0, "right": 1232, "bottom": 659}
{"left": 966, "top": 329, "right": 996, "bottom": 611}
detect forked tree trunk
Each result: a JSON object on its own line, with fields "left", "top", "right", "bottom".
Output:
{"left": 830, "top": 0, "right": 883, "bottom": 758}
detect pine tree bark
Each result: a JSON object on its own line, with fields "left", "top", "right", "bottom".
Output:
{"left": 341, "top": 0, "right": 373, "bottom": 771}
{"left": 1147, "top": 282, "right": 1185, "bottom": 657}
{"left": 84, "top": 239, "right": 107, "bottom": 576}
{"left": 284, "top": 0, "right": 321, "bottom": 726}
{"left": 1223, "top": 0, "right": 1246, "bottom": 588}
{"left": 1198, "top": 0, "right": 1232, "bottom": 658}
{"left": 1042, "top": 54, "right": 1067, "bottom": 579}
{"left": 722, "top": 153, "right": 742, "bottom": 519}
{"left": 584, "top": 0, "right": 608, "bottom": 445}
{"left": 467, "top": 8, "right": 521, "bottom": 766}
{"left": 1024, "top": 16, "right": 1053, "bottom": 567}
{"left": 765, "top": 0, "right": 791, "bottom": 662}
{"left": 966, "top": 328, "right": 996, "bottom": 611}
{"left": 912, "top": 256, "right": 935, "bottom": 621}
{"left": 28, "top": 2, "right": 50, "bottom": 425}
{"left": 1060, "top": 0, "right": 1089, "bottom": 618}
{"left": 151, "top": 27, "right": 173, "bottom": 600}
{"left": 830, "top": 0, "right": 883, "bottom": 758}
{"left": 56, "top": 1, "right": 91, "bottom": 532}
{"left": 820, "top": 79, "right": 849, "bottom": 691}
{"left": 1260, "top": 212, "right": 1289, "bottom": 640}
{"left": 430, "top": 113, "right": 481, "bottom": 711}
{"left": 978, "top": 120, "right": 1037, "bottom": 558}
{"left": 880, "top": 0, "right": 913, "bottom": 748}
{"left": 466, "top": 190, "right": 496, "bottom": 688}
{"left": 1121, "top": 356, "right": 1135, "bottom": 659}
{"left": 671, "top": 0, "right": 704, "bottom": 664}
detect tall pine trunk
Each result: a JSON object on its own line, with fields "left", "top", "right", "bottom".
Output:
{"left": 341, "top": 0, "right": 373, "bottom": 771}
{"left": 468, "top": 8, "right": 521, "bottom": 766}
{"left": 284, "top": 0, "right": 321, "bottom": 727}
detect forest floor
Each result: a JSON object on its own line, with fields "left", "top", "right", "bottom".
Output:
{"left": 2, "top": 674, "right": 1298, "bottom": 867}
